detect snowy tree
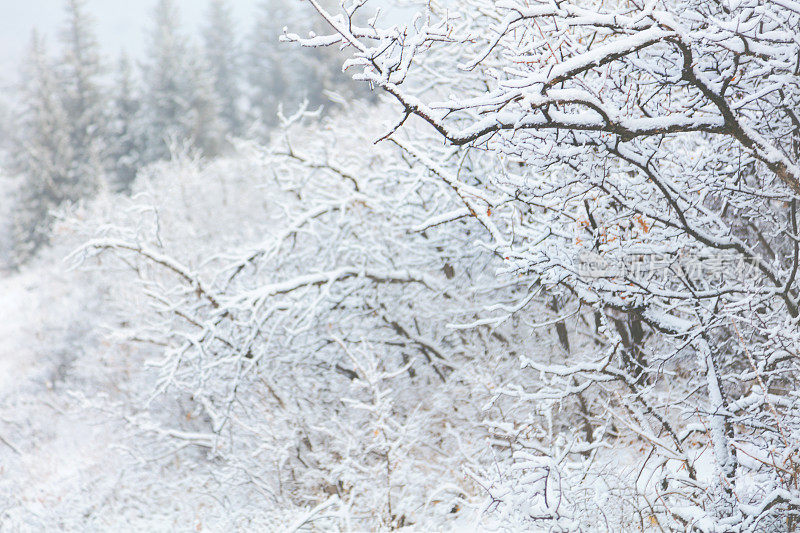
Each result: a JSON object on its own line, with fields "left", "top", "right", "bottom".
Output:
{"left": 8, "top": 0, "right": 106, "bottom": 264}
{"left": 141, "top": 0, "right": 223, "bottom": 162}
{"left": 246, "top": 0, "right": 300, "bottom": 134}
{"left": 57, "top": 0, "right": 106, "bottom": 186}
{"left": 202, "top": 0, "right": 243, "bottom": 137}
{"left": 290, "top": 0, "right": 800, "bottom": 529}
{"left": 69, "top": 104, "right": 550, "bottom": 529}
{"left": 246, "top": 0, "right": 372, "bottom": 138}
{"left": 8, "top": 0, "right": 800, "bottom": 530}
{"left": 106, "top": 54, "right": 144, "bottom": 192}
{"left": 10, "top": 31, "right": 74, "bottom": 264}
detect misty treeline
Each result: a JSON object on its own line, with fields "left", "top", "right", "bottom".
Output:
{"left": 3, "top": 0, "right": 800, "bottom": 530}
{"left": 2, "top": 0, "right": 364, "bottom": 267}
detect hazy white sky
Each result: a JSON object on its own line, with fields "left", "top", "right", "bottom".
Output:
{"left": 0, "top": 0, "right": 262, "bottom": 82}
{"left": 0, "top": 0, "right": 415, "bottom": 87}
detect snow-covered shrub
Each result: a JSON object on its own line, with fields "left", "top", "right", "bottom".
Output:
{"left": 60, "top": 105, "right": 566, "bottom": 529}
{"left": 289, "top": 0, "right": 800, "bottom": 529}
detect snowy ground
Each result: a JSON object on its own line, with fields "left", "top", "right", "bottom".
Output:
{"left": 0, "top": 250, "right": 218, "bottom": 530}
{"left": 0, "top": 254, "right": 124, "bottom": 527}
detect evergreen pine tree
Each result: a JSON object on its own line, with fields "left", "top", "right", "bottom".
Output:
{"left": 247, "top": 0, "right": 298, "bottom": 137}
{"left": 9, "top": 0, "right": 107, "bottom": 264}
{"left": 141, "top": 0, "right": 223, "bottom": 162}
{"left": 107, "top": 54, "right": 143, "bottom": 192}
{"left": 186, "top": 48, "right": 224, "bottom": 156}
{"left": 10, "top": 32, "right": 74, "bottom": 263}
{"left": 203, "top": 0, "right": 242, "bottom": 137}
{"left": 246, "top": 0, "right": 372, "bottom": 139}
{"left": 58, "top": 0, "right": 106, "bottom": 192}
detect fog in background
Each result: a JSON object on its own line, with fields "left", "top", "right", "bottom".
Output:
{"left": 0, "top": 0, "right": 261, "bottom": 82}
{"left": 2, "top": 0, "right": 800, "bottom": 530}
